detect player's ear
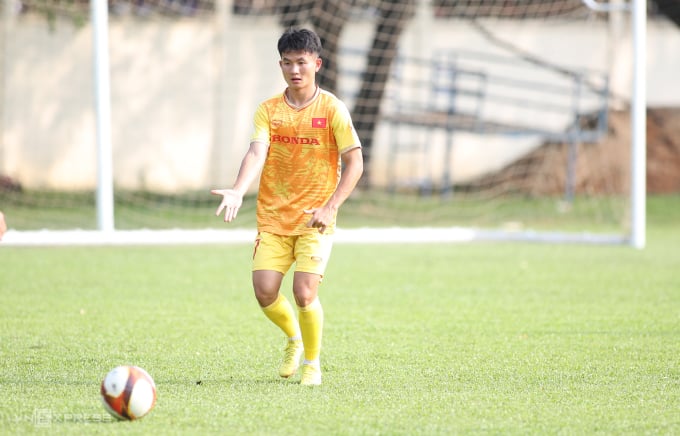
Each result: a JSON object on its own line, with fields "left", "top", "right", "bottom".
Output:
{"left": 315, "top": 56, "right": 322, "bottom": 71}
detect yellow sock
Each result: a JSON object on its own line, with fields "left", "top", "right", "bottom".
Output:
{"left": 261, "top": 293, "right": 300, "bottom": 339}
{"left": 298, "top": 298, "right": 324, "bottom": 362}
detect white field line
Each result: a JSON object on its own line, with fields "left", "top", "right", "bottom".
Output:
{"left": 0, "top": 228, "right": 627, "bottom": 246}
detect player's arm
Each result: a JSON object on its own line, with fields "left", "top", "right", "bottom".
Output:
{"left": 211, "top": 141, "right": 268, "bottom": 222}
{"left": 328, "top": 147, "right": 363, "bottom": 211}
{"left": 305, "top": 147, "right": 363, "bottom": 232}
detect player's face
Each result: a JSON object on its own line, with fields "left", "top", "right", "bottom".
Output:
{"left": 279, "top": 50, "right": 322, "bottom": 91}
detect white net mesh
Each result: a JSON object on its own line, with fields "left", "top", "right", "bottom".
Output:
{"left": 2, "top": 0, "right": 675, "bottom": 240}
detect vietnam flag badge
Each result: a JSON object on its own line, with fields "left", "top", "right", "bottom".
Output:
{"left": 312, "top": 118, "right": 327, "bottom": 128}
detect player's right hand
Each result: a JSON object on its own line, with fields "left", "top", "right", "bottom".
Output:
{"left": 210, "top": 189, "right": 243, "bottom": 222}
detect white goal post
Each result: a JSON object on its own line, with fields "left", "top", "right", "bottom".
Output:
{"left": 629, "top": 0, "right": 647, "bottom": 249}
{"left": 91, "top": 0, "right": 114, "bottom": 234}
{"left": 580, "top": 0, "right": 646, "bottom": 249}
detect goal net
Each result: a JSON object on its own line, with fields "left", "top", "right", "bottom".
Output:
{"left": 0, "top": 0, "right": 659, "bottom": 245}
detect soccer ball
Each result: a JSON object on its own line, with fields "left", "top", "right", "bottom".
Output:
{"left": 100, "top": 365, "right": 157, "bottom": 420}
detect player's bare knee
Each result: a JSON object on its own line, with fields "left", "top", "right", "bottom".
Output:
{"left": 292, "top": 287, "right": 318, "bottom": 308}
{"left": 254, "top": 288, "right": 279, "bottom": 307}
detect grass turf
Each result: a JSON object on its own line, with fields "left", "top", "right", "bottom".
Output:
{"left": 0, "top": 200, "right": 679, "bottom": 434}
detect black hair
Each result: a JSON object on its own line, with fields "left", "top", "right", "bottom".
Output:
{"left": 277, "top": 28, "right": 322, "bottom": 57}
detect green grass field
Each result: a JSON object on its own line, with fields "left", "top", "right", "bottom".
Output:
{"left": 1, "top": 198, "right": 679, "bottom": 434}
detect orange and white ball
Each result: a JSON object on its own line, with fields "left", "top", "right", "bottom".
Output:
{"left": 100, "top": 365, "right": 157, "bottom": 420}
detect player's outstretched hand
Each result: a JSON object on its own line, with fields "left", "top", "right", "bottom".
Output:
{"left": 211, "top": 189, "right": 243, "bottom": 222}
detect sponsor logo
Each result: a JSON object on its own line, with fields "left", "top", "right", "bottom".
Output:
{"left": 270, "top": 134, "right": 320, "bottom": 145}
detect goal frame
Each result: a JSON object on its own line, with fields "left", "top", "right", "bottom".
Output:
{"left": 2, "top": 0, "right": 647, "bottom": 248}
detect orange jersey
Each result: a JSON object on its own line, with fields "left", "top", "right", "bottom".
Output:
{"left": 250, "top": 88, "right": 361, "bottom": 235}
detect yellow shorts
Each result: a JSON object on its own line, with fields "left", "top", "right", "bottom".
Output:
{"left": 252, "top": 231, "right": 334, "bottom": 276}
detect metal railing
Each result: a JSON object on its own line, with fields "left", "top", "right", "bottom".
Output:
{"left": 341, "top": 47, "right": 610, "bottom": 197}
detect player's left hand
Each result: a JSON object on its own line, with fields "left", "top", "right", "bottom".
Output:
{"left": 304, "top": 206, "right": 332, "bottom": 234}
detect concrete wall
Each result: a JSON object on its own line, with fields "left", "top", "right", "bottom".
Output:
{"left": 2, "top": 12, "right": 679, "bottom": 190}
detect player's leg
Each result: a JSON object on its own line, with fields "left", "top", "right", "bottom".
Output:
{"left": 252, "top": 232, "right": 303, "bottom": 377}
{"left": 254, "top": 270, "right": 293, "bottom": 332}
{"left": 293, "top": 232, "right": 333, "bottom": 385}
{"left": 293, "top": 272, "right": 324, "bottom": 385}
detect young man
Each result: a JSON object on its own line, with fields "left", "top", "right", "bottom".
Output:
{"left": 211, "top": 28, "right": 363, "bottom": 386}
{"left": 0, "top": 211, "right": 6, "bottom": 241}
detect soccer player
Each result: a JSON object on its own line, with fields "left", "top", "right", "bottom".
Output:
{"left": 211, "top": 28, "right": 363, "bottom": 386}
{"left": 0, "top": 210, "right": 6, "bottom": 241}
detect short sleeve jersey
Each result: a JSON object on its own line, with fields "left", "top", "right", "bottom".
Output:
{"left": 250, "top": 88, "right": 361, "bottom": 235}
